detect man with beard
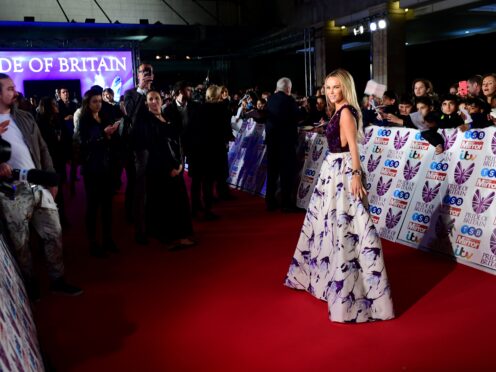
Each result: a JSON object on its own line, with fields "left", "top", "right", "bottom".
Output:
{"left": 0, "top": 73, "right": 82, "bottom": 300}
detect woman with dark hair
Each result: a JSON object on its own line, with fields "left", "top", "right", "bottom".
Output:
{"left": 142, "top": 90, "right": 195, "bottom": 248}
{"left": 482, "top": 73, "right": 496, "bottom": 107}
{"left": 75, "top": 89, "right": 120, "bottom": 257}
{"left": 36, "top": 96, "right": 69, "bottom": 225}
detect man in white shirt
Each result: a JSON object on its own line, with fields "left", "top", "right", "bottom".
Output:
{"left": 0, "top": 73, "right": 82, "bottom": 300}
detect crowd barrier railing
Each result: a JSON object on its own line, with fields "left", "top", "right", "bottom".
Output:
{"left": 297, "top": 126, "right": 496, "bottom": 275}
{"left": 0, "top": 232, "right": 44, "bottom": 371}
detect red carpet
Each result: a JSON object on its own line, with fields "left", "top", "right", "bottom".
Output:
{"left": 32, "top": 179, "right": 496, "bottom": 371}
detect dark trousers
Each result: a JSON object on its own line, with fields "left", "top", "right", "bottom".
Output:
{"left": 83, "top": 172, "right": 113, "bottom": 247}
{"left": 191, "top": 174, "right": 215, "bottom": 212}
{"left": 266, "top": 141, "right": 297, "bottom": 209}
{"left": 124, "top": 150, "right": 136, "bottom": 223}
{"left": 146, "top": 171, "right": 193, "bottom": 242}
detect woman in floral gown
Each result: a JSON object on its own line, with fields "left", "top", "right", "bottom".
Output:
{"left": 285, "top": 69, "right": 394, "bottom": 323}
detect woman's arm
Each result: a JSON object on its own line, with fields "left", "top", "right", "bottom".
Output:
{"left": 340, "top": 108, "right": 366, "bottom": 199}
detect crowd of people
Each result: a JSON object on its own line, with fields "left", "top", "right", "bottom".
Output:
{"left": 1, "top": 64, "right": 496, "bottom": 324}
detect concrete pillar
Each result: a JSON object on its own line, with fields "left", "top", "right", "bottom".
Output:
{"left": 315, "top": 20, "right": 345, "bottom": 90}
{"left": 371, "top": 2, "right": 406, "bottom": 94}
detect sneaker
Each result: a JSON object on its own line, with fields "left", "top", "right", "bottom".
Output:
{"left": 50, "top": 278, "right": 83, "bottom": 296}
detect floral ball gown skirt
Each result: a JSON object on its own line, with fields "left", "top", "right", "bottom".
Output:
{"left": 285, "top": 152, "right": 395, "bottom": 323}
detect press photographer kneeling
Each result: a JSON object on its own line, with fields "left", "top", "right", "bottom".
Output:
{"left": 0, "top": 73, "right": 82, "bottom": 300}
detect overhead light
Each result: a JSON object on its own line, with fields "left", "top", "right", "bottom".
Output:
{"left": 405, "top": 8, "right": 409, "bottom": 12}
{"left": 378, "top": 19, "right": 386, "bottom": 29}
{"left": 165, "top": 55, "right": 170, "bottom": 60}
{"left": 353, "top": 27, "right": 359, "bottom": 36}
{"left": 405, "top": 42, "right": 409, "bottom": 45}
{"left": 156, "top": 55, "right": 162, "bottom": 60}
{"left": 186, "top": 55, "right": 191, "bottom": 60}
{"left": 340, "top": 25, "right": 345, "bottom": 30}
{"left": 359, "top": 25, "right": 364, "bottom": 34}
{"left": 369, "top": 22, "right": 377, "bottom": 32}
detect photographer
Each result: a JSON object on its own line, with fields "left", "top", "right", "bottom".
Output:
{"left": 0, "top": 73, "right": 82, "bottom": 300}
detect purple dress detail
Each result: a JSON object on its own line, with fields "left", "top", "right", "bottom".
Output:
{"left": 284, "top": 104, "right": 394, "bottom": 323}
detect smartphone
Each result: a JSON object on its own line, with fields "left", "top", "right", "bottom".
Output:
{"left": 142, "top": 67, "right": 152, "bottom": 77}
{"left": 458, "top": 80, "right": 468, "bottom": 96}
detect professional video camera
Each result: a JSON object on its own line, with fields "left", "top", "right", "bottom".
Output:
{"left": 0, "top": 137, "right": 59, "bottom": 199}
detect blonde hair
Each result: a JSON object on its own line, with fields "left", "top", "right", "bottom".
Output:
{"left": 206, "top": 85, "right": 223, "bottom": 102}
{"left": 325, "top": 68, "right": 363, "bottom": 142}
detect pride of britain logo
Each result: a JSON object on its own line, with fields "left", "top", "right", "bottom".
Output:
{"left": 403, "top": 160, "right": 421, "bottom": 181}
{"left": 454, "top": 162, "right": 475, "bottom": 185}
{"left": 298, "top": 184, "right": 311, "bottom": 199}
{"left": 312, "top": 146, "right": 324, "bottom": 162}
{"left": 385, "top": 208, "right": 402, "bottom": 228}
{"left": 422, "top": 181, "right": 441, "bottom": 203}
{"left": 376, "top": 177, "right": 392, "bottom": 196}
{"left": 393, "top": 131, "right": 410, "bottom": 150}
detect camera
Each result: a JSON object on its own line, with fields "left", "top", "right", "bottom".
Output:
{"left": 0, "top": 136, "right": 11, "bottom": 164}
{"left": 0, "top": 137, "right": 59, "bottom": 199}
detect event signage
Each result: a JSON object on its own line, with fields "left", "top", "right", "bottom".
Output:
{"left": 0, "top": 50, "right": 134, "bottom": 101}
{"left": 292, "top": 126, "right": 496, "bottom": 275}
{"left": 227, "top": 119, "right": 267, "bottom": 195}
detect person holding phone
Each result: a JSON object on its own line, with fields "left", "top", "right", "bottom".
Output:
{"left": 76, "top": 89, "right": 120, "bottom": 257}
{"left": 141, "top": 90, "right": 195, "bottom": 248}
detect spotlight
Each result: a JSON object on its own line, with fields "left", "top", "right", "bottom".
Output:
{"left": 378, "top": 19, "right": 386, "bottom": 29}
{"left": 185, "top": 55, "right": 191, "bottom": 60}
{"left": 405, "top": 8, "right": 409, "bottom": 13}
{"left": 340, "top": 25, "right": 345, "bottom": 30}
{"left": 156, "top": 55, "right": 162, "bottom": 60}
{"left": 359, "top": 25, "right": 364, "bottom": 34}
{"left": 165, "top": 55, "right": 170, "bottom": 60}
{"left": 369, "top": 22, "right": 377, "bottom": 32}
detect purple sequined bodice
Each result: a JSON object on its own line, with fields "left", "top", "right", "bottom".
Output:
{"left": 325, "top": 104, "right": 359, "bottom": 153}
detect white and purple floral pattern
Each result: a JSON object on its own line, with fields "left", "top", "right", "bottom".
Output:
{"left": 285, "top": 151, "right": 395, "bottom": 323}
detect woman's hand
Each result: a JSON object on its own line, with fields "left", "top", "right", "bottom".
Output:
{"left": 0, "top": 120, "right": 9, "bottom": 134}
{"left": 104, "top": 121, "right": 120, "bottom": 137}
{"left": 351, "top": 173, "right": 367, "bottom": 200}
{"left": 170, "top": 164, "right": 183, "bottom": 177}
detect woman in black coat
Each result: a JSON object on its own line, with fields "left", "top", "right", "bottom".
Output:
{"left": 187, "top": 85, "right": 233, "bottom": 220}
{"left": 142, "top": 90, "right": 194, "bottom": 248}
{"left": 76, "top": 89, "right": 120, "bottom": 257}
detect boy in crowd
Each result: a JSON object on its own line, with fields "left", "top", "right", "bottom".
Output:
{"left": 387, "top": 96, "right": 444, "bottom": 154}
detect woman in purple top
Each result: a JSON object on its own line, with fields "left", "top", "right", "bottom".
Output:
{"left": 285, "top": 69, "right": 394, "bottom": 323}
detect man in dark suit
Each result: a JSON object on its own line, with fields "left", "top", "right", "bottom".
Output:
{"left": 123, "top": 62, "right": 154, "bottom": 244}
{"left": 265, "top": 77, "right": 302, "bottom": 212}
